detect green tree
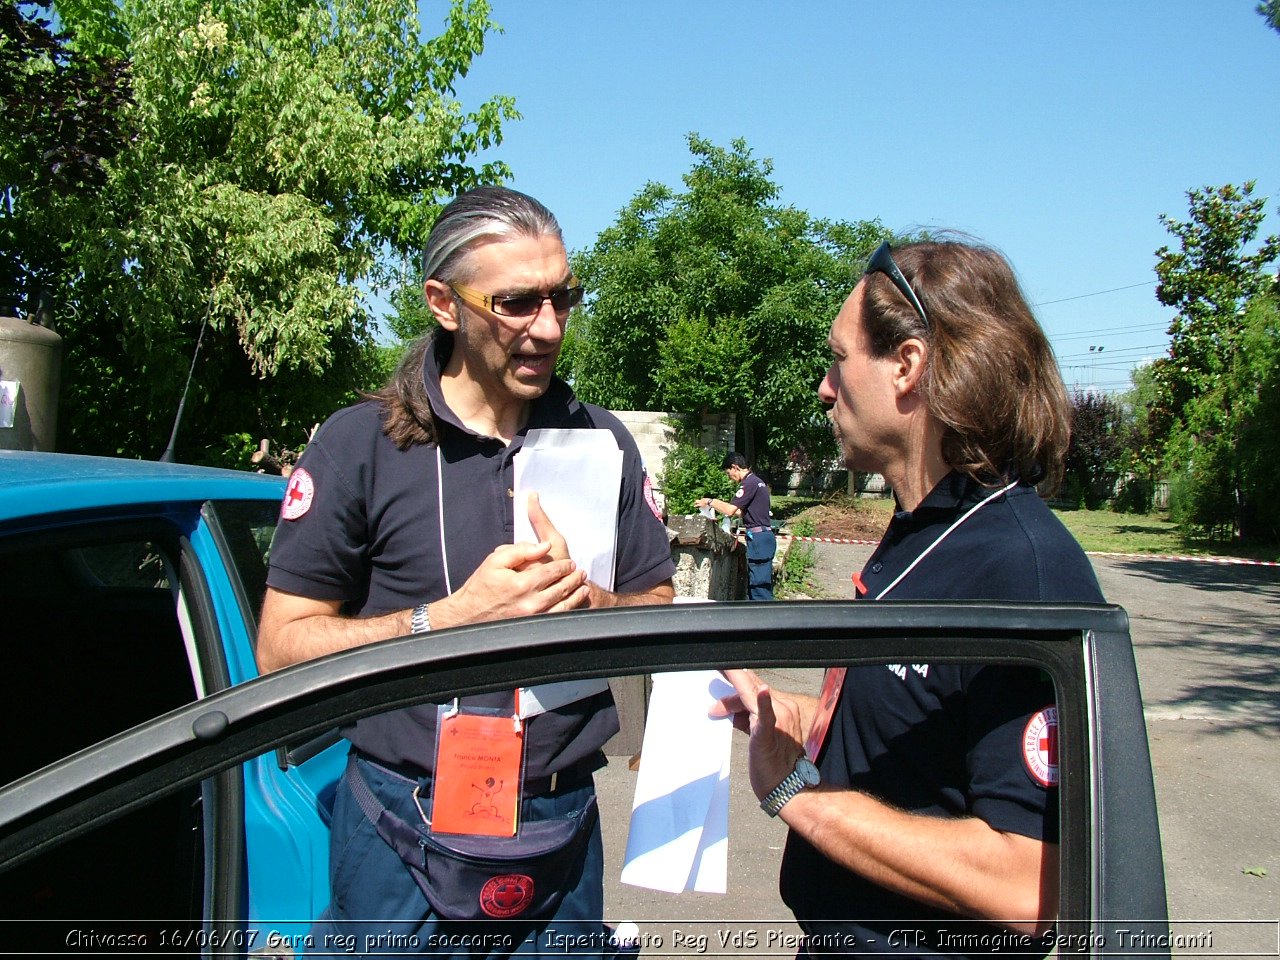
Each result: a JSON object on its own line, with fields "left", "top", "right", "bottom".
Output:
{"left": 1111, "top": 361, "right": 1162, "bottom": 512}
{"left": 1062, "top": 389, "right": 1126, "bottom": 509}
{"left": 0, "top": 0, "right": 133, "bottom": 314}
{"left": 1232, "top": 288, "right": 1280, "bottom": 540}
{"left": 2, "top": 0, "right": 516, "bottom": 464}
{"left": 1259, "top": 0, "right": 1280, "bottom": 35}
{"left": 563, "top": 134, "right": 890, "bottom": 483}
{"left": 1152, "top": 182, "right": 1280, "bottom": 540}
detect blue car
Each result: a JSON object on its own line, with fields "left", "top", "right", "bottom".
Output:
{"left": 0, "top": 451, "right": 1171, "bottom": 957}
{"left": 0, "top": 451, "right": 344, "bottom": 940}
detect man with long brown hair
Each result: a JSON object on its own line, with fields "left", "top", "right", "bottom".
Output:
{"left": 258, "top": 186, "right": 674, "bottom": 956}
{"left": 720, "top": 238, "right": 1103, "bottom": 956}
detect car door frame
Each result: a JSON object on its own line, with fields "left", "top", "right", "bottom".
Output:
{"left": 0, "top": 601, "right": 1169, "bottom": 958}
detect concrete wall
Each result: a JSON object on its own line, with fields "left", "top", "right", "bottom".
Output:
{"left": 610, "top": 410, "right": 672, "bottom": 483}
{"left": 611, "top": 410, "right": 736, "bottom": 488}
{"left": 666, "top": 515, "right": 747, "bottom": 602}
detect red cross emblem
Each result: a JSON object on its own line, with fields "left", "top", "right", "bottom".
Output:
{"left": 479, "top": 874, "right": 535, "bottom": 918}
{"left": 280, "top": 468, "right": 315, "bottom": 520}
{"left": 1022, "top": 706, "right": 1059, "bottom": 787}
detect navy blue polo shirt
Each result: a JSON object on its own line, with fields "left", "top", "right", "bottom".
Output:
{"left": 780, "top": 472, "right": 1104, "bottom": 955}
{"left": 266, "top": 331, "right": 676, "bottom": 777}
{"left": 731, "top": 471, "right": 772, "bottom": 529}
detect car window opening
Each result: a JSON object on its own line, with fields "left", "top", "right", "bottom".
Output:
{"left": 0, "top": 532, "right": 202, "bottom": 923}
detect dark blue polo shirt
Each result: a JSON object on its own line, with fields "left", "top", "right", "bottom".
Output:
{"left": 266, "top": 331, "right": 676, "bottom": 777}
{"left": 731, "top": 471, "right": 772, "bottom": 529}
{"left": 780, "top": 472, "right": 1104, "bottom": 956}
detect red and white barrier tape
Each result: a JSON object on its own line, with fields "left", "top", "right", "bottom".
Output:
{"left": 1086, "top": 551, "right": 1280, "bottom": 568}
{"left": 787, "top": 536, "right": 1279, "bottom": 568}
{"left": 788, "top": 535, "right": 880, "bottom": 545}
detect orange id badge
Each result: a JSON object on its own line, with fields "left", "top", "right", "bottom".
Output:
{"left": 430, "top": 704, "right": 524, "bottom": 837}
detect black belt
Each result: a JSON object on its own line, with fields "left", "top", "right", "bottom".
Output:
{"left": 747, "top": 525, "right": 772, "bottom": 533}
{"left": 359, "top": 751, "right": 602, "bottom": 798}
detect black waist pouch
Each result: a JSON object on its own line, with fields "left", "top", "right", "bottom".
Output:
{"left": 346, "top": 761, "right": 598, "bottom": 921}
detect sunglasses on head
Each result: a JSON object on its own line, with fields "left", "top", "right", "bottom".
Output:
{"left": 865, "top": 242, "right": 929, "bottom": 329}
{"left": 450, "top": 280, "right": 584, "bottom": 318}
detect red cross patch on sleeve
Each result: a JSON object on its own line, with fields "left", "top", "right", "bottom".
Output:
{"left": 281, "top": 467, "right": 315, "bottom": 520}
{"left": 642, "top": 471, "right": 663, "bottom": 520}
{"left": 1022, "top": 706, "right": 1059, "bottom": 787}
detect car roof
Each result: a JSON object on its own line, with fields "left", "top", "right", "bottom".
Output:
{"left": 0, "top": 451, "right": 286, "bottom": 522}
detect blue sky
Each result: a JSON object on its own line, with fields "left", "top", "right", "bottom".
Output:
{"left": 442, "top": 0, "right": 1280, "bottom": 394}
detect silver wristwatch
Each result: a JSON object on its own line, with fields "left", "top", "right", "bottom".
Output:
{"left": 761, "top": 756, "right": 821, "bottom": 817}
{"left": 410, "top": 602, "right": 431, "bottom": 635}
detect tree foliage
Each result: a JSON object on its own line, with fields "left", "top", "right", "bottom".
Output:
{"left": 2, "top": 0, "right": 516, "bottom": 463}
{"left": 659, "top": 423, "right": 736, "bottom": 517}
{"left": 0, "top": 0, "right": 133, "bottom": 314}
{"left": 562, "top": 134, "right": 891, "bottom": 483}
{"left": 1259, "top": 0, "right": 1280, "bottom": 36}
{"left": 1062, "top": 389, "right": 1126, "bottom": 509}
{"left": 1110, "top": 361, "right": 1162, "bottom": 512}
{"left": 1150, "top": 182, "right": 1280, "bottom": 541}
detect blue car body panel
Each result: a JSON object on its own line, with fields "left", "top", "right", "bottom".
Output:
{"left": 0, "top": 450, "right": 286, "bottom": 522}
{"left": 0, "top": 451, "right": 341, "bottom": 933}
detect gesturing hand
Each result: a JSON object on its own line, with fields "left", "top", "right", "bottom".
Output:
{"left": 716, "top": 669, "right": 807, "bottom": 801}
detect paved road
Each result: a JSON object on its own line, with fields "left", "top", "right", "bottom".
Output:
{"left": 596, "top": 541, "right": 1279, "bottom": 954}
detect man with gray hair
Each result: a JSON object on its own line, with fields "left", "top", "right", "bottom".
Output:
{"left": 258, "top": 186, "right": 675, "bottom": 955}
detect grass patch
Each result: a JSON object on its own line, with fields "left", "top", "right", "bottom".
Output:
{"left": 1051, "top": 510, "right": 1183, "bottom": 554}
{"left": 1054, "top": 509, "right": 1280, "bottom": 560}
{"left": 776, "top": 517, "right": 818, "bottom": 598}
{"left": 775, "top": 493, "right": 1278, "bottom": 560}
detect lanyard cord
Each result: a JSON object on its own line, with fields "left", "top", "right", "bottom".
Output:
{"left": 874, "top": 478, "right": 1019, "bottom": 600}
{"left": 436, "top": 445, "right": 521, "bottom": 730}
{"left": 436, "top": 446, "right": 453, "bottom": 596}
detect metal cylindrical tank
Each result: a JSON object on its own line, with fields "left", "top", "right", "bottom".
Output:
{"left": 0, "top": 316, "right": 63, "bottom": 452}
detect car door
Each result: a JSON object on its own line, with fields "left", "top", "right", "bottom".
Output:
{"left": 0, "top": 602, "right": 1170, "bottom": 958}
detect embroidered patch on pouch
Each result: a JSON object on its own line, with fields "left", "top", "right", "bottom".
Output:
{"left": 281, "top": 468, "right": 315, "bottom": 520}
{"left": 1022, "top": 706, "right": 1059, "bottom": 787}
{"left": 479, "top": 874, "right": 535, "bottom": 918}
{"left": 642, "top": 471, "right": 662, "bottom": 520}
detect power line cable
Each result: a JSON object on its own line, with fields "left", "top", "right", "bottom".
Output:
{"left": 1051, "top": 322, "right": 1168, "bottom": 343}
{"left": 1033, "top": 280, "right": 1158, "bottom": 307}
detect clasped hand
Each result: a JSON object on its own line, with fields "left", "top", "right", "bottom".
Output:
{"left": 445, "top": 493, "right": 590, "bottom": 624}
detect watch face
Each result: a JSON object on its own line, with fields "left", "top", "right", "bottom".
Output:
{"left": 797, "top": 758, "right": 821, "bottom": 787}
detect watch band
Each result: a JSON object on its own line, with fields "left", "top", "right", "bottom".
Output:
{"left": 761, "top": 757, "right": 820, "bottom": 817}
{"left": 410, "top": 602, "right": 430, "bottom": 635}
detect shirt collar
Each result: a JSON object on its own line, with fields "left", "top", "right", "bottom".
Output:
{"left": 892, "top": 470, "right": 997, "bottom": 524}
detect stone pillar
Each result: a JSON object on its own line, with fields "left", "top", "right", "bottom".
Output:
{"left": 667, "top": 515, "right": 747, "bottom": 600}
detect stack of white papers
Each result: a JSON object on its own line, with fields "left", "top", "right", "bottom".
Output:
{"left": 514, "top": 428, "right": 622, "bottom": 590}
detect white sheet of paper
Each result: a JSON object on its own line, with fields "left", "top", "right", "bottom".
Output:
{"left": 620, "top": 669, "right": 734, "bottom": 894}
{"left": 0, "top": 380, "right": 18, "bottom": 429}
{"left": 513, "top": 428, "right": 622, "bottom": 589}
{"left": 513, "top": 429, "right": 624, "bottom": 718}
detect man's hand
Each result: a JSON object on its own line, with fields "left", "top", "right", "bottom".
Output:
{"left": 526, "top": 490, "right": 675, "bottom": 609}
{"left": 716, "top": 668, "right": 809, "bottom": 801}
{"left": 695, "top": 497, "right": 711, "bottom": 508}
{"left": 434, "top": 540, "right": 589, "bottom": 629}
{"left": 526, "top": 492, "right": 571, "bottom": 563}
{"left": 258, "top": 538, "right": 588, "bottom": 673}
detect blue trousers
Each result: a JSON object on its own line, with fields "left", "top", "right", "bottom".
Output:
{"left": 746, "top": 529, "right": 777, "bottom": 601}
{"left": 311, "top": 754, "right": 606, "bottom": 958}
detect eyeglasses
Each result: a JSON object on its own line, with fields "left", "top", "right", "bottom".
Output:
{"left": 865, "top": 241, "right": 929, "bottom": 329}
{"left": 450, "top": 280, "right": 584, "bottom": 318}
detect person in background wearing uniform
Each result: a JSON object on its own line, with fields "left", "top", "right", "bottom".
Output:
{"left": 717, "top": 239, "right": 1104, "bottom": 956}
{"left": 697, "top": 452, "right": 775, "bottom": 600}
{"left": 257, "top": 186, "right": 675, "bottom": 957}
